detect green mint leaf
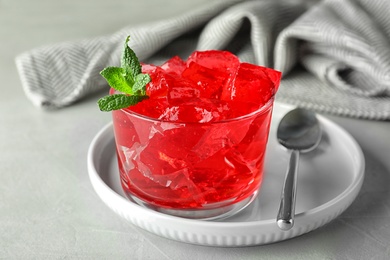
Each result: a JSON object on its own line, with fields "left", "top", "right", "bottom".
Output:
{"left": 98, "top": 94, "right": 148, "bottom": 112}
{"left": 121, "top": 36, "right": 142, "bottom": 81}
{"left": 100, "top": 67, "right": 133, "bottom": 95}
{"left": 133, "top": 73, "right": 151, "bottom": 95}
{"left": 98, "top": 35, "right": 150, "bottom": 111}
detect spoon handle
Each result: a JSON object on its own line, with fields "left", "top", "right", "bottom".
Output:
{"left": 277, "top": 150, "right": 300, "bottom": 230}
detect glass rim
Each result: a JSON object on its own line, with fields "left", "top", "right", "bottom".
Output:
{"left": 116, "top": 96, "right": 275, "bottom": 125}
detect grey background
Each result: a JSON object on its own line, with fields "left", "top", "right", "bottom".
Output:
{"left": 1, "top": 0, "right": 389, "bottom": 259}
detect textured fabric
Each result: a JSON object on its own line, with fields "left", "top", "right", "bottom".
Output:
{"left": 15, "top": 0, "right": 390, "bottom": 120}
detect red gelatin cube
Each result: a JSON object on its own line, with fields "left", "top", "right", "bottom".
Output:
{"left": 159, "top": 98, "right": 230, "bottom": 123}
{"left": 130, "top": 98, "right": 169, "bottom": 119}
{"left": 161, "top": 56, "right": 187, "bottom": 75}
{"left": 140, "top": 140, "right": 188, "bottom": 175}
{"left": 158, "top": 106, "right": 180, "bottom": 122}
{"left": 236, "top": 111, "right": 272, "bottom": 161}
{"left": 138, "top": 126, "right": 201, "bottom": 174}
{"left": 167, "top": 78, "right": 201, "bottom": 104}
{"left": 221, "top": 63, "right": 281, "bottom": 105}
{"left": 142, "top": 64, "right": 171, "bottom": 98}
{"left": 181, "top": 62, "right": 228, "bottom": 99}
{"left": 168, "top": 86, "right": 201, "bottom": 102}
{"left": 141, "top": 63, "right": 155, "bottom": 73}
{"left": 187, "top": 50, "right": 240, "bottom": 75}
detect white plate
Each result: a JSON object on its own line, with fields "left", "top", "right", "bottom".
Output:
{"left": 87, "top": 102, "right": 365, "bottom": 247}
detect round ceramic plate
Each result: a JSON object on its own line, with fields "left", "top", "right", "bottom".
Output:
{"left": 87, "top": 102, "right": 365, "bottom": 247}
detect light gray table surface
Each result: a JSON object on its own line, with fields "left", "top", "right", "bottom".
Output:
{"left": 1, "top": 0, "right": 390, "bottom": 259}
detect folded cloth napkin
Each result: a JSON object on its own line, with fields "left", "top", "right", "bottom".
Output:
{"left": 15, "top": 0, "right": 390, "bottom": 120}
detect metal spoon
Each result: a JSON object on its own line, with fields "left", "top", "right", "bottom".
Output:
{"left": 276, "top": 108, "right": 322, "bottom": 230}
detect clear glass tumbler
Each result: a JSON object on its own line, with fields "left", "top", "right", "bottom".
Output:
{"left": 111, "top": 97, "right": 275, "bottom": 220}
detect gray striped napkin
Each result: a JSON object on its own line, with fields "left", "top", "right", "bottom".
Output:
{"left": 15, "top": 0, "right": 390, "bottom": 120}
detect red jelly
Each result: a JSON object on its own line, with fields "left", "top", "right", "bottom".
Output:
{"left": 111, "top": 50, "right": 281, "bottom": 216}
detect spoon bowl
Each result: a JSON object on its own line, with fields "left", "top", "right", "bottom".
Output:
{"left": 276, "top": 108, "right": 322, "bottom": 230}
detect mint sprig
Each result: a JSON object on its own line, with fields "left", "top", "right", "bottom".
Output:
{"left": 98, "top": 36, "right": 150, "bottom": 111}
